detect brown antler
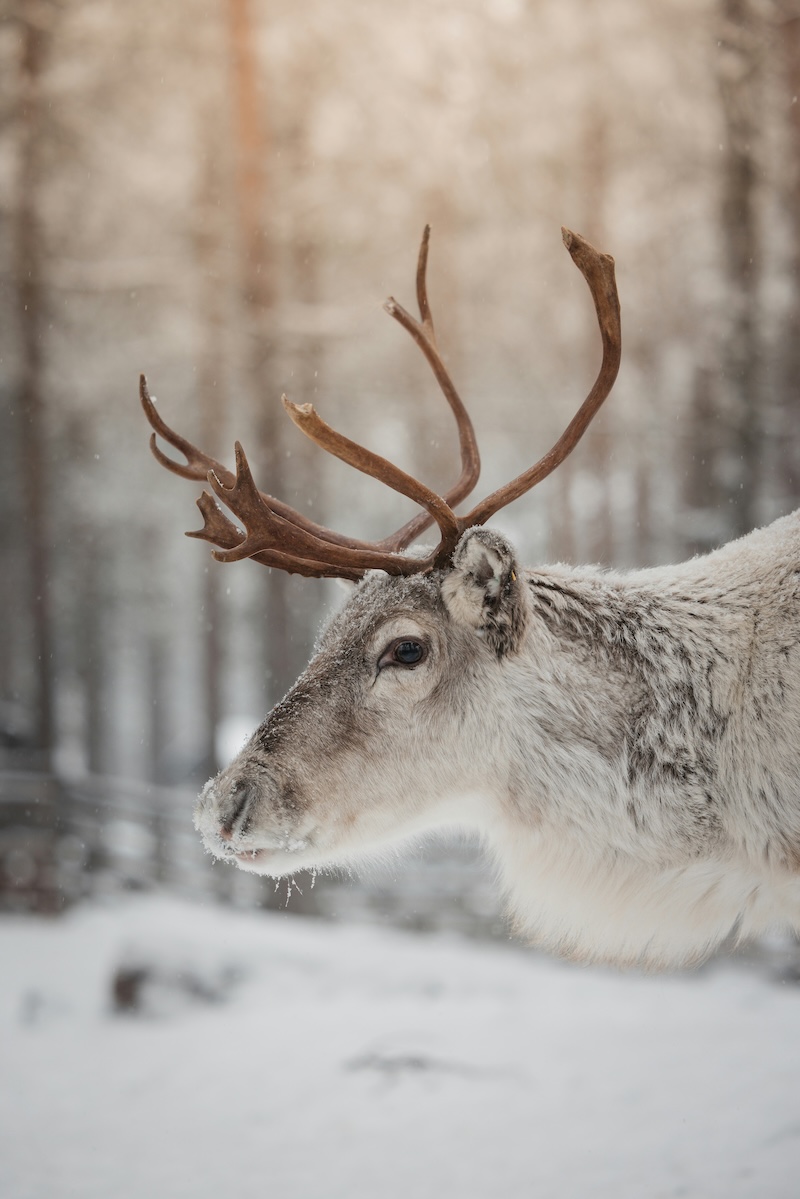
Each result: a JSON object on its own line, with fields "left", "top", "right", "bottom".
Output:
{"left": 457, "top": 228, "right": 621, "bottom": 531}
{"left": 141, "top": 226, "right": 621, "bottom": 579}
{"left": 140, "top": 226, "right": 478, "bottom": 578}
{"left": 378, "top": 225, "right": 480, "bottom": 552}
{"left": 142, "top": 376, "right": 365, "bottom": 579}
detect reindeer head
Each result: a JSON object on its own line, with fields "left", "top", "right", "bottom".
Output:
{"left": 141, "top": 227, "right": 621, "bottom": 878}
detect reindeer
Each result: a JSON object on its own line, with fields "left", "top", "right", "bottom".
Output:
{"left": 141, "top": 228, "right": 800, "bottom": 969}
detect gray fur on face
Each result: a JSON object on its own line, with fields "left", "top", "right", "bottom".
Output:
{"left": 194, "top": 519, "right": 800, "bottom": 970}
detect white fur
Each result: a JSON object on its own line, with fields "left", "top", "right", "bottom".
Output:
{"left": 195, "top": 513, "right": 800, "bottom": 969}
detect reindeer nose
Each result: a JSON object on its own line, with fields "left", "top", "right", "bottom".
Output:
{"left": 219, "top": 778, "right": 253, "bottom": 841}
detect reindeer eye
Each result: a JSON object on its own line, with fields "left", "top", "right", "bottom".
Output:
{"left": 378, "top": 638, "right": 428, "bottom": 670}
{"left": 395, "top": 640, "right": 425, "bottom": 665}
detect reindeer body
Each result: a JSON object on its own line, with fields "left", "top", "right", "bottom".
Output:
{"left": 492, "top": 511, "right": 800, "bottom": 967}
{"left": 194, "top": 514, "right": 800, "bottom": 970}
{"left": 142, "top": 226, "right": 800, "bottom": 967}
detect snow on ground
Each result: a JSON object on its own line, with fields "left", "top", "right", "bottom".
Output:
{"left": 0, "top": 895, "right": 798, "bottom": 1199}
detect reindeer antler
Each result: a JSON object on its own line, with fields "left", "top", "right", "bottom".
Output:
{"left": 460, "top": 228, "right": 620, "bottom": 528}
{"left": 141, "top": 226, "right": 621, "bottom": 579}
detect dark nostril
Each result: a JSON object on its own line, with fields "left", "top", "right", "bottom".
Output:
{"left": 219, "top": 778, "right": 252, "bottom": 842}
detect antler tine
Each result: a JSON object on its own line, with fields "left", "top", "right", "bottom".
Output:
{"left": 140, "top": 374, "right": 236, "bottom": 487}
{"left": 206, "top": 441, "right": 446, "bottom": 577}
{"left": 141, "top": 372, "right": 449, "bottom": 577}
{"left": 269, "top": 227, "right": 472, "bottom": 562}
{"left": 188, "top": 492, "right": 364, "bottom": 580}
{"left": 416, "top": 222, "right": 434, "bottom": 332}
{"left": 379, "top": 226, "right": 481, "bottom": 551}
{"left": 141, "top": 372, "right": 410, "bottom": 556}
{"left": 187, "top": 489, "right": 245, "bottom": 548}
{"left": 281, "top": 397, "right": 461, "bottom": 553}
{"left": 457, "top": 228, "right": 621, "bottom": 534}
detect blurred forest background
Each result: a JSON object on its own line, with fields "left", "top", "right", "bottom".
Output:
{"left": 1, "top": 0, "right": 799, "bottom": 922}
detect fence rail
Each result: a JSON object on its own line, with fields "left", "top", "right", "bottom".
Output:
{"left": 0, "top": 770, "right": 276, "bottom": 912}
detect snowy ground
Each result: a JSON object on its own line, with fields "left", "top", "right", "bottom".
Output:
{"left": 1, "top": 896, "right": 798, "bottom": 1199}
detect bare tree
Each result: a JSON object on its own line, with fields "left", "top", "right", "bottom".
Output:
{"left": 226, "top": 0, "right": 292, "bottom": 705}
{"left": 715, "top": 0, "right": 764, "bottom": 537}
{"left": 193, "top": 96, "right": 230, "bottom": 781}
{"left": 774, "top": 1, "right": 800, "bottom": 510}
{"left": 12, "top": 0, "right": 57, "bottom": 764}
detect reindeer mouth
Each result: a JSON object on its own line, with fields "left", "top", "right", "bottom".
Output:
{"left": 227, "top": 834, "right": 312, "bottom": 873}
{"left": 233, "top": 848, "right": 271, "bottom": 865}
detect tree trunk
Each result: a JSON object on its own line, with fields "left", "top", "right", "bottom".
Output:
{"left": 193, "top": 105, "right": 228, "bottom": 781}
{"left": 284, "top": 234, "right": 328, "bottom": 679}
{"left": 77, "top": 532, "right": 109, "bottom": 776}
{"left": 715, "top": 0, "right": 763, "bottom": 537}
{"left": 14, "top": 6, "right": 54, "bottom": 764}
{"left": 579, "top": 103, "right": 614, "bottom": 566}
{"left": 227, "top": 0, "right": 292, "bottom": 708}
{"left": 775, "top": 4, "right": 800, "bottom": 510}
{"left": 684, "top": 366, "right": 727, "bottom": 555}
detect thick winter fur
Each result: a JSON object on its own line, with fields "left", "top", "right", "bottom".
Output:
{"left": 194, "top": 513, "right": 800, "bottom": 969}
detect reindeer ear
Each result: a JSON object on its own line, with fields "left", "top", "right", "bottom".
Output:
{"left": 441, "top": 528, "right": 528, "bottom": 657}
